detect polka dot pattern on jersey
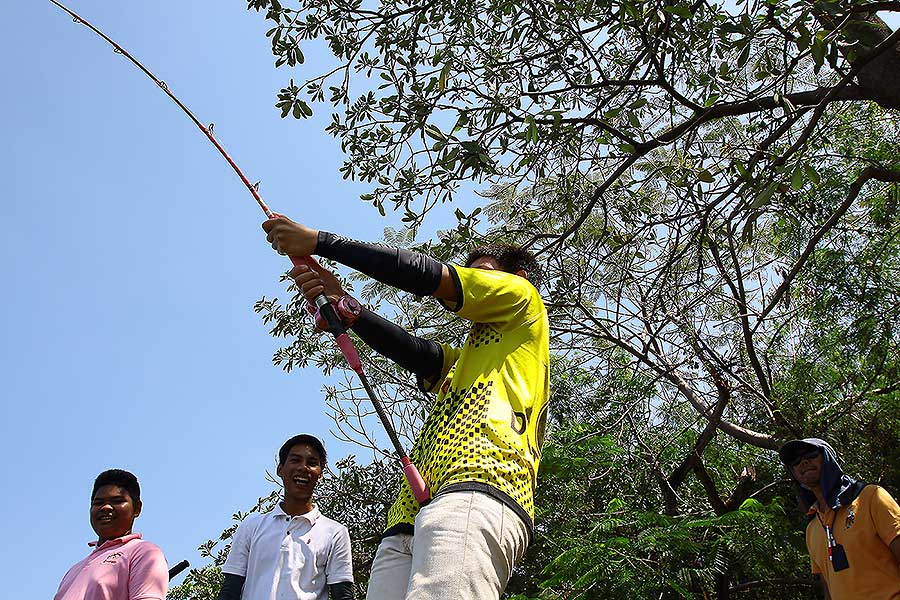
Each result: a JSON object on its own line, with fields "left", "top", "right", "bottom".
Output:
{"left": 386, "top": 379, "right": 536, "bottom": 530}
{"left": 466, "top": 323, "right": 502, "bottom": 349}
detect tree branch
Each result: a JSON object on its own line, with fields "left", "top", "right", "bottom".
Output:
{"left": 693, "top": 457, "right": 728, "bottom": 515}
{"left": 668, "top": 369, "right": 730, "bottom": 490}
{"left": 760, "top": 167, "right": 900, "bottom": 320}
{"left": 730, "top": 577, "right": 817, "bottom": 593}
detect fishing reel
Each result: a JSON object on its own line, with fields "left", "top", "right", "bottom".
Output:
{"left": 307, "top": 294, "right": 362, "bottom": 331}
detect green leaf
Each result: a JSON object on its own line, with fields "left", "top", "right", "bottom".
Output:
{"left": 439, "top": 63, "right": 451, "bottom": 91}
{"left": 751, "top": 182, "right": 778, "bottom": 209}
{"left": 663, "top": 3, "right": 694, "bottom": 18}
{"left": 791, "top": 166, "right": 805, "bottom": 191}
{"left": 810, "top": 37, "right": 827, "bottom": 71}
{"left": 742, "top": 216, "right": 755, "bottom": 243}
{"left": 739, "top": 498, "right": 765, "bottom": 512}
{"left": 629, "top": 98, "right": 648, "bottom": 109}
{"left": 804, "top": 164, "right": 821, "bottom": 185}
{"left": 627, "top": 110, "right": 641, "bottom": 128}
{"left": 424, "top": 124, "right": 447, "bottom": 142}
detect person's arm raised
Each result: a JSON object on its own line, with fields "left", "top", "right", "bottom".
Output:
{"left": 265, "top": 216, "right": 448, "bottom": 299}
{"left": 291, "top": 259, "right": 442, "bottom": 380}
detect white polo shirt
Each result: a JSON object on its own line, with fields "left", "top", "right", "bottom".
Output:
{"left": 222, "top": 504, "right": 353, "bottom": 600}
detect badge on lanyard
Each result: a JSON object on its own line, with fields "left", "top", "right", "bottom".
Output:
{"left": 819, "top": 512, "right": 850, "bottom": 571}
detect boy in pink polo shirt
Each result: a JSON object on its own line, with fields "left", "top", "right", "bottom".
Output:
{"left": 54, "top": 469, "right": 169, "bottom": 600}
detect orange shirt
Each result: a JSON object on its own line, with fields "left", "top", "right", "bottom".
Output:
{"left": 806, "top": 485, "right": 900, "bottom": 600}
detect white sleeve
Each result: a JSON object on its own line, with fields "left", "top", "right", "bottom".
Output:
{"left": 222, "top": 519, "right": 253, "bottom": 577}
{"left": 325, "top": 525, "right": 354, "bottom": 584}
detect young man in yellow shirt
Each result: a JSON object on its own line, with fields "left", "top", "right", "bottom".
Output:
{"left": 263, "top": 215, "right": 550, "bottom": 600}
{"left": 780, "top": 438, "right": 900, "bottom": 600}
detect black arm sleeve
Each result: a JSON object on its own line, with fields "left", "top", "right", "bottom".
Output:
{"left": 329, "top": 581, "right": 354, "bottom": 600}
{"left": 216, "top": 573, "right": 245, "bottom": 600}
{"left": 316, "top": 231, "right": 444, "bottom": 297}
{"left": 351, "top": 308, "right": 443, "bottom": 378}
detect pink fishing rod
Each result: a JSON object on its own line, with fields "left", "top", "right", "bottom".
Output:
{"left": 50, "top": 0, "right": 430, "bottom": 505}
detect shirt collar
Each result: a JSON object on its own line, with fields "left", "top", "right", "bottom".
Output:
{"left": 89, "top": 532, "right": 142, "bottom": 550}
{"left": 271, "top": 503, "right": 320, "bottom": 525}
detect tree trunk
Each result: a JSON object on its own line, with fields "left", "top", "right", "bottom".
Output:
{"left": 716, "top": 571, "right": 731, "bottom": 600}
{"left": 820, "top": 11, "right": 900, "bottom": 110}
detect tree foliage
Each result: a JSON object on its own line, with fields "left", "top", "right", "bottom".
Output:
{"left": 248, "top": 0, "right": 899, "bottom": 224}
{"left": 176, "top": 2, "right": 899, "bottom": 598}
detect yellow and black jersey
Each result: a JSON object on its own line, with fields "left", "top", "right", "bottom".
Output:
{"left": 384, "top": 264, "right": 550, "bottom": 539}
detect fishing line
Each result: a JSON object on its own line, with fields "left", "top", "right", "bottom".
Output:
{"left": 49, "top": 0, "right": 430, "bottom": 504}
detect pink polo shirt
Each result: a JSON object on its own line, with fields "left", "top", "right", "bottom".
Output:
{"left": 54, "top": 533, "right": 168, "bottom": 600}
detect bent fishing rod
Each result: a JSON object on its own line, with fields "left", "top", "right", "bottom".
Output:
{"left": 49, "top": 0, "right": 430, "bottom": 505}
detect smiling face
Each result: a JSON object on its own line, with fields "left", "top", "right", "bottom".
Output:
{"left": 791, "top": 450, "right": 823, "bottom": 489}
{"left": 90, "top": 484, "right": 140, "bottom": 544}
{"left": 276, "top": 443, "right": 323, "bottom": 502}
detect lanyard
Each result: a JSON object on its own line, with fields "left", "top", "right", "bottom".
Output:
{"left": 816, "top": 511, "right": 838, "bottom": 562}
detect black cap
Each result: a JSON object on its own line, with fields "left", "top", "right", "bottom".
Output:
{"left": 778, "top": 439, "right": 820, "bottom": 465}
{"left": 278, "top": 433, "right": 327, "bottom": 467}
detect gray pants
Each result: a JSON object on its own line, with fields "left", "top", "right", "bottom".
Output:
{"left": 365, "top": 491, "right": 529, "bottom": 600}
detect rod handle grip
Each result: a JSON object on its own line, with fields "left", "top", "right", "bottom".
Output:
{"left": 287, "top": 255, "right": 363, "bottom": 373}
{"left": 401, "top": 456, "right": 431, "bottom": 505}
{"left": 168, "top": 559, "right": 189, "bottom": 581}
{"left": 288, "top": 255, "right": 344, "bottom": 331}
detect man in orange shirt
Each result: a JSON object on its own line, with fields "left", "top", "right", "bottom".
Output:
{"left": 780, "top": 438, "right": 900, "bottom": 599}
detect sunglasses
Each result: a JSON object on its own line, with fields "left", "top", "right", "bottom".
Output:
{"left": 787, "top": 448, "right": 820, "bottom": 467}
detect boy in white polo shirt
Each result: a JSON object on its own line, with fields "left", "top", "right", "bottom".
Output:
{"left": 218, "top": 434, "right": 354, "bottom": 600}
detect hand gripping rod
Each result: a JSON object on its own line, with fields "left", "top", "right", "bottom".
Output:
{"left": 49, "top": 0, "right": 430, "bottom": 505}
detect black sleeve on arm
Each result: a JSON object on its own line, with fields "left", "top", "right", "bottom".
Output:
{"left": 316, "top": 231, "right": 443, "bottom": 297}
{"left": 216, "top": 573, "right": 245, "bottom": 600}
{"left": 351, "top": 308, "right": 443, "bottom": 378}
{"left": 329, "top": 581, "right": 354, "bottom": 600}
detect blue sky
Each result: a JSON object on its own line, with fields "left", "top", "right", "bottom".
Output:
{"left": 1, "top": 2, "right": 448, "bottom": 597}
